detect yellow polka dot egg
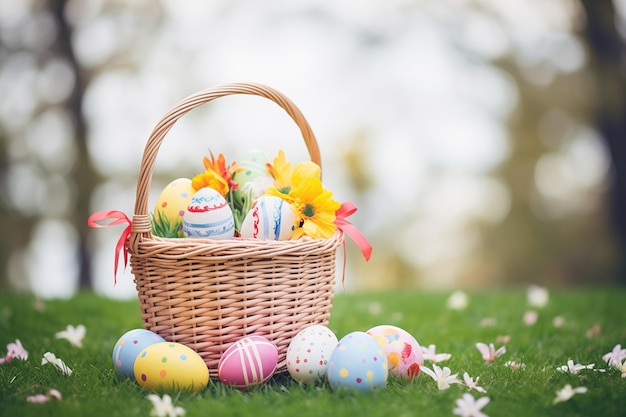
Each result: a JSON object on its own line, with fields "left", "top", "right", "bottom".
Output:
{"left": 154, "top": 178, "right": 195, "bottom": 236}
{"left": 134, "top": 342, "right": 209, "bottom": 392}
{"left": 327, "top": 331, "right": 388, "bottom": 392}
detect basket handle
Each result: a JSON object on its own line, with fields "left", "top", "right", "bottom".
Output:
{"left": 130, "top": 82, "right": 321, "bottom": 239}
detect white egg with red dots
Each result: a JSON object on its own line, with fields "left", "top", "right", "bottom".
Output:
{"left": 286, "top": 325, "right": 338, "bottom": 383}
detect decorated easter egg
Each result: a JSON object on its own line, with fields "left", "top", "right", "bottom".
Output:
{"left": 240, "top": 196, "right": 296, "bottom": 240}
{"left": 153, "top": 178, "right": 195, "bottom": 235}
{"left": 327, "top": 331, "right": 388, "bottom": 392}
{"left": 134, "top": 342, "right": 209, "bottom": 392}
{"left": 217, "top": 335, "right": 278, "bottom": 390}
{"left": 232, "top": 150, "right": 271, "bottom": 205}
{"left": 112, "top": 329, "right": 166, "bottom": 380}
{"left": 183, "top": 187, "right": 235, "bottom": 239}
{"left": 366, "top": 325, "right": 423, "bottom": 381}
{"left": 286, "top": 325, "right": 338, "bottom": 383}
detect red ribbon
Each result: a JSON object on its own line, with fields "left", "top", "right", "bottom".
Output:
{"left": 87, "top": 210, "right": 132, "bottom": 285}
{"left": 335, "top": 201, "right": 372, "bottom": 261}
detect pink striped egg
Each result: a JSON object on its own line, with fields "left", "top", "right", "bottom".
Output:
{"left": 217, "top": 336, "right": 279, "bottom": 390}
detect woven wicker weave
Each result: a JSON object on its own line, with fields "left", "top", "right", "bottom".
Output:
{"left": 127, "top": 82, "right": 343, "bottom": 378}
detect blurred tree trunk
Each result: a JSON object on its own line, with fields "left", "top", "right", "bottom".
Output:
{"left": 580, "top": 0, "right": 626, "bottom": 284}
{"left": 50, "top": 0, "right": 99, "bottom": 289}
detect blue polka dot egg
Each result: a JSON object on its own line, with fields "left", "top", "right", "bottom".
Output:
{"left": 327, "top": 331, "right": 388, "bottom": 392}
{"left": 112, "top": 329, "right": 165, "bottom": 380}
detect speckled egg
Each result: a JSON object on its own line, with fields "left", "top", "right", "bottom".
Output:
{"left": 240, "top": 196, "right": 296, "bottom": 240}
{"left": 183, "top": 187, "right": 235, "bottom": 239}
{"left": 134, "top": 342, "right": 209, "bottom": 392}
{"left": 366, "top": 325, "right": 423, "bottom": 381}
{"left": 232, "top": 150, "right": 271, "bottom": 205}
{"left": 112, "top": 329, "right": 166, "bottom": 380}
{"left": 217, "top": 335, "right": 278, "bottom": 390}
{"left": 286, "top": 325, "right": 338, "bottom": 383}
{"left": 154, "top": 178, "right": 194, "bottom": 234}
{"left": 327, "top": 331, "right": 388, "bottom": 393}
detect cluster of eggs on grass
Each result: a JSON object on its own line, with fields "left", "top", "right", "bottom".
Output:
{"left": 112, "top": 323, "right": 422, "bottom": 393}
{"left": 153, "top": 150, "right": 296, "bottom": 240}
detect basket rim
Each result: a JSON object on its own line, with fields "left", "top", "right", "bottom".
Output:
{"left": 129, "top": 230, "right": 343, "bottom": 259}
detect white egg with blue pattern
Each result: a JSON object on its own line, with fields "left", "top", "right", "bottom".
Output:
{"left": 183, "top": 187, "right": 235, "bottom": 239}
{"left": 240, "top": 196, "right": 296, "bottom": 240}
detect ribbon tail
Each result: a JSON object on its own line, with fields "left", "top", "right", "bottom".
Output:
{"left": 340, "top": 239, "right": 348, "bottom": 289}
{"left": 88, "top": 210, "right": 132, "bottom": 286}
{"left": 337, "top": 221, "right": 372, "bottom": 261}
{"left": 112, "top": 227, "right": 131, "bottom": 286}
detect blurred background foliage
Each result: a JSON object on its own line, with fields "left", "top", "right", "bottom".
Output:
{"left": 0, "top": 0, "right": 624, "bottom": 298}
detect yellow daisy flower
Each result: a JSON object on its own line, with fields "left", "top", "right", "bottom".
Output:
{"left": 276, "top": 165, "right": 339, "bottom": 239}
{"left": 267, "top": 150, "right": 293, "bottom": 194}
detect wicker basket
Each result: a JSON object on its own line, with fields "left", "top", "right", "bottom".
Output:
{"left": 126, "top": 82, "right": 343, "bottom": 378}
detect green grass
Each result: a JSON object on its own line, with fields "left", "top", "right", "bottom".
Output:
{"left": 0, "top": 287, "right": 624, "bottom": 417}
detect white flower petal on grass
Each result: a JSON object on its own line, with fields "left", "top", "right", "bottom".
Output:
{"left": 421, "top": 344, "right": 452, "bottom": 363}
{"left": 552, "top": 316, "right": 565, "bottom": 328}
{"left": 527, "top": 284, "right": 549, "bottom": 307}
{"left": 480, "top": 318, "right": 497, "bottom": 327}
{"left": 523, "top": 310, "right": 538, "bottom": 326}
{"left": 585, "top": 323, "right": 601, "bottom": 338}
{"left": 26, "top": 389, "right": 62, "bottom": 403}
{"left": 553, "top": 384, "right": 588, "bottom": 404}
{"left": 447, "top": 291, "right": 469, "bottom": 310}
{"left": 0, "top": 339, "right": 29, "bottom": 364}
{"left": 463, "top": 372, "right": 487, "bottom": 393}
{"left": 556, "top": 359, "right": 595, "bottom": 374}
{"left": 453, "top": 393, "right": 490, "bottom": 417}
{"left": 55, "top": 324, "right": 86, "bottom": 348}
{"left": 620, "top": 359, "right": 626, "bottom": 377}
{"left": 504, "top": 361, "right": 526, "bottom": 370}
{"left": 602, "top": 344, "right": 626, "bottom": 367}
{"left": 41, "top": 352, "right": 72, "bottom": 376}
{"left": 26, "top": 394, "right": 49, "bottom": 404}
{"left": 147, "top": 394, "right": 186, "bottom": 417}
{"left": 475, "top": 343, "right": 506, "bottom": 364}
{"left": 420, "top": 364, "right": 461, "bottom": 390}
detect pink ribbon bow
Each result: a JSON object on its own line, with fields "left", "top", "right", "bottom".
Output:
{"left": 334, "top": 201, "right": 372, "bottom": 288}
{"left": 335, "top": 201, "right": 372, "bottom": 261}
{"left": 87, "top": 210, "right": 132, "bottom": 285}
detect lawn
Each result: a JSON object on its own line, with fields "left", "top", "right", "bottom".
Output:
{"left": 0, "top": 287, "right": 624, "bottom": 417}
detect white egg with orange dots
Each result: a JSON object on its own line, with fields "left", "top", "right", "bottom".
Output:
{"left": 217, "top": 335, "right": 279, "bottom": 390}
{"left": 286, "top": 324, "right": 338, "bottom": 383}
{"left": 133, "top": 342, "right": 209, "bottom": 392}
{"left": 366, "top": 324, "right": 423, "bottom": 381}
{"left": 183, "top": 187, "right": 235, "bottom": 239}
{"left": 240, "top": 196, "right": 296, "bottom": 240}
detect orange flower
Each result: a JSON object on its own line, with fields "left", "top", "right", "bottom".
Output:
{"left": 191, "top": 152, "right": 241, "bottom": 197}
